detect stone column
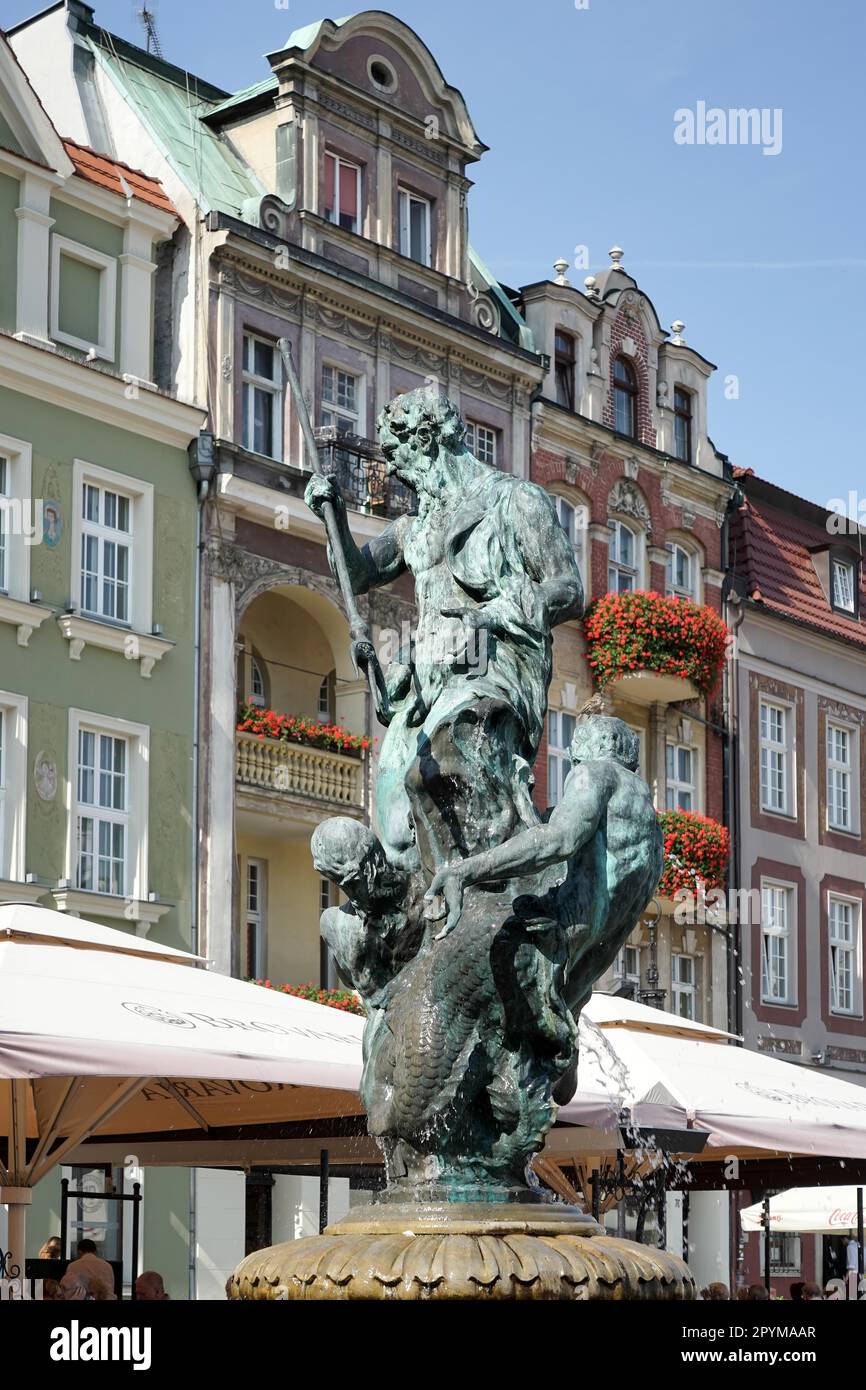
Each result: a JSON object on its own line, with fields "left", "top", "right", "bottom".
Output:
{"left": 199, "top": 544, "right": 239, "bottom": 977}
{"left": 119, "top": 220, "right": 157, "bottom": 386}
{"left": 15, "top": 172, "right": 54, "bottom": 349}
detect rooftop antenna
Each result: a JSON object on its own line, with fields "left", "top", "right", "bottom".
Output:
{"left": 136, "top": 5, "right": 164, "bottom": 59}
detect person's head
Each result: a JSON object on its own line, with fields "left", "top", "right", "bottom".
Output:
{"left": 136, "top": 1270, "right": 169, "bottom": 1301}
{"left": 704, "top": 1282, "right": 729, "bottom": 1301}
{"left": 76, "top": 1238, "right": 97, "bottom": 1257}
{"left": 735, "top": 1285, "right": 750, "bottom": 1300}
{"left": 38, "top": 1237, "right": 62, "bottom": 1260}
{"left": 376, "top": 389, "right": 472, "bottom": 494}
{"left": 42, "top": 1278, "right": 61, "bottom": 1301}
{"left": 570, "top": 716, "right": 639, "bottom": 771}
{"left": 59, "top": 1271, "right": 89, "bottom": 1301}
{"left": 789, "top": 1281, "right": 805, "bottom": 1301}
{"left": 748, "top": 1283, "right": 770, "bottom": 1300}
{"left": 801, "top": 1282, "right": 822, "bottom": 1301}
{"left": 311, "top": 818, "right": 404, "bottom": 905}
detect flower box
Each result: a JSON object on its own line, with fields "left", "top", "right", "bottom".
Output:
{"left": 237, "top": 703, "right": 370, "bottom": 757}
{"left": 252, "top": 980, "right": 365, "bottom": 1016}
{"left": 584, "top": 590, "right": 728, "bottom": 699}
{"left": 658, "top": 809, "right": 730, "bottom": 899}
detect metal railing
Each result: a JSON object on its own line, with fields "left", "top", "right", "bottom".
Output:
{"left": 236, "top": 730, "right": 364, "bottom": 809}
{"left": 314, "top": 428, "right": 417, "bottom": 519}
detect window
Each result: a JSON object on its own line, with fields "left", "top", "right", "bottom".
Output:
{"left": 553, "top": 496, "right": 585, "bottom": 583}
{"left": 72, "top": 462, "right": 154, "bottom": 638}
{"left": 608, "top": 520, "right": 638, "bottom": 592}
{"left": 615, "top": 945, "right": 641, "bottom": 997}
{"left": 250, "top": 657, "right": 266, "bottom": 708}
{"left": 829, "top": 896, "right": 859, "bottom": 1015}
{"left": 673, "top": 387, "right": 692, "bottom": 462}
{"left": 613, "top": 357, "right": 638, "bottom": 438}
{"left": 768, "top": 1231, "right": 800, "bottom": 1277}
{"left": 672, "top": 954, "right": 697, "bottom": 1020}
{"left": 0, "top": 434, "right": 34, "bottom": 605}
{"left": 831, "top": 557, "right": 856, "bottom": 614}
{"left": 324, "top": 152, "right": 361, "bottom": 234}
{"left": 50, "top": 235, "right": 117, "bottom": 361}
{"left": 80, "top": 482, "right": 131, "bottom": 625}
{"left": 554, "top": 331, "right": 576, "bottom": 410}
{"left": 75, "top": 728, "right": 128, "bottom": 896}
{"left": 68, "top": 710, "right": 149, "bottom": 906}
{"left": 548, "top": 709, "right": 576, "bottom": 808}
{"left": 242, "top": 334, "right": 282, "bottom": 460}
{"left": 0, "top": 693, "right": 27, "bottom": 883}
{"left": 318, "top": 675, "right": 332, "bottom": 720}
{"left": 465, "top": 421, "right": 497, "bottom": 466}
{"left": 244, "top": 860, "right": 267, "bottom": 980}
{"left": 398, "top": 189, "right": 432, "bottom": 266}
{"left": 666, "top": 744, "right": 695, "bottom": 811}
{"left": 321, "top": 365, "right": 361, "bottom": 437}
{"left": 827, "top": 722, "right": 854, "bottom": 831}
{"left": 667, "top": 542, "right": 697, "bottom": 601}
{"left": 759, "top": 700, "right": 791, "bottom": 815}
{"left": 761, "top": 883, "right": 792, "bottom": 1004}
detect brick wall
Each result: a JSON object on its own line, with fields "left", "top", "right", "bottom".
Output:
{"left": 602, "top": 305, "right": 656, "bottom": 448}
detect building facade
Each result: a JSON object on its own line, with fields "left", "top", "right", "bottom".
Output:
{"left": 0, "top": 29, "right": 204, "bottom": 1293}
{"left": 728, "top": 469, "right": 866, "bottom": 1292}
{"left": 9, "top": 2, "right": 739, "bottom": 1294}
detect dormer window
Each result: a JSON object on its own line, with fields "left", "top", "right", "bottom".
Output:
{"left": 324, "top": 153, "right": 361, "bottom": 234}
{"left": 832, "top": 557, "right": 856, "bottom": 614}
{"left": 554, "top": 332, "right": 576, "bottom": 410}
{"left": 613, "top": 357, "right": 638, "bottom": 438}
{"left": 398, "top": 189, "right": 432, "bottom": 267}
{"left": 674, "top": 387, "right": 692, "bottom": 462}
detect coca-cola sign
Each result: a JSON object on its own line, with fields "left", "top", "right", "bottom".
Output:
{"left": 828, "top": 1207, "right": 858, "bottom": 1227}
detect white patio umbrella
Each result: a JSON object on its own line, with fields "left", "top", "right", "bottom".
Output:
{"left": 0, "top": 904, "right": 364, "bottom": 1273}
{"left": 556, "top": 994, "right": 866, "bottom": 1160}
{"left": 740, "top": 1186, "right": 866, "bottom": 1234}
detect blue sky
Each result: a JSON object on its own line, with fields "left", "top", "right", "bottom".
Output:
{"left": 4, "top": 0, "right": 863, "bottom": 509}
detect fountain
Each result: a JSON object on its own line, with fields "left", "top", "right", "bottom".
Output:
{"left": 229, "top": 387, "right": 694, "bottom": 1300}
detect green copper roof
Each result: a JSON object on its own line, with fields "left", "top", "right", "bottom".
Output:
{"left": 90, "top": 42, "right": 263, "bottom": 216}
{"left": 469, "top": 247, "right": 535, "bottom": 352}
{"left": 278, "top": 16, "right": 356, "bottom": 53}
{"left": 204, "top": 76, "right": 278, "bottom": 121}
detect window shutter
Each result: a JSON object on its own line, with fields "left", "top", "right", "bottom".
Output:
{"left": 398, "top": 190, "right": 409, "bottom": 255}
{"left": 324, "top": 153, "right": 336, "bottom": 218}
{"left": 340, "top": 162, "right": 359, "bottom": 224}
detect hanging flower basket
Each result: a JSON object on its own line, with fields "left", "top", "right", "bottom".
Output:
{"left": 584, "top": 590, "right": 728, "bottom": 697}
{"left": 237, "top": 703, "right": 371, "bottom": 757}
{"left": 657, "top": 809, "right": 730, "bottom": 899}
{"left": 252, "top": 981, "right": 365, "bottom": 1016}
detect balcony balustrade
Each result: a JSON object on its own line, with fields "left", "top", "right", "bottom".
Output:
{"left": 236, "top": 730, "right": 364, "bottom": 809}
{"left": 315, "top": 428, "right": 416, "bottom": 520}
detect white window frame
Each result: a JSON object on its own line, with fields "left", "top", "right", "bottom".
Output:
{"left": 320, "top": 362, "right": 365, "bottom": 437}
{"left": 244, "top": 858, "right": 267, "bottom": 980}
{"left": 828, "top": 894, "right": 862, "bottom": 1017}
{"left": 831, "top": 557, "right": 856, "bottom": 613}
{"left": 759, "top": 698, "right": 793, "bottom": 817}
{"left": 552, "top": 494, "right": 588, "bottom": 594}
{"left": 672, "top": 953, "right": 698, "bottom": 1020}
{"left": 827, "top": 720, "right": 858, "bottom": 834}
{"left": 0, "top": 432, "right": 34, "bottom": 604}
{"left": 241, "top": 333, "right": 283, "bottom": 461}
{"left": 608, "top": 518, "right": 641, "bottom": 592}
{"left": 760, "top": 879, "right": 795, "bottom": 1006}
{"left": 615, "top": 944, "right": 641, "bottom": 996}
{"left": 666, "top": 541, "right": 699, "bottom": 602}
{"left": 465, "top": 420, "right": 498, "bottom": 467}
{"left": 0, "top": 691, "right": 28, "bottom": 883}
{"left": 250, "top": 656, "right": 266, "bottom": 708}
{"left": 71, "top": 461, "right": 154, "bottom": 635}
{"left": 67, "top": 708, "right": 150, "bottom": 905}
{"left": 548, "top": 708, "right": 576, "bottom": 808}
{"left": 666, "top": 742, "right": 697, "bottom": 812}
{"left": 398, "top": 188, "right": 432, "bottom": 267}
{"left": 323, "top": 152, "right": 361, "bottom": 234}
{"left": 49, "top": 234, "right": 117, "bottom": 361}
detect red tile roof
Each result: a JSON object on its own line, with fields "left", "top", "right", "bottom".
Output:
{"left": 730, "top": 477, "right": 866, "bottom": 650}
{"left": 62, "top": 140, "right": 177, "bottom": 216}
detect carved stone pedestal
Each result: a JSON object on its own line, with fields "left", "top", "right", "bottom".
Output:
{"left": 228, "top": 1200, "right": 695, "bottom": 1301}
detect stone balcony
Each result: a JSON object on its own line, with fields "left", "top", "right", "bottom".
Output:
{"left": 235, "top": 731, "right": 365, "bottom": 825}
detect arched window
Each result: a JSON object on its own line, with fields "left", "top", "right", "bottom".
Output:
{"left": 613, "top": 356, "right": 638, "bottom": 438}
{"left": 674, "top": 387, "right": 692, "bottom": 462}
{"left": 553, "top": 494, "right": 587, "bottom": 589}
{"left": 250, "top": 656, "right": 266, "bottom": 707}
{"left": 667, "top": 542, "right": 698, "bottom": 601}
{"left": 318, "top": 671, "right": 335, "bottom": 721}
{"left": 608, "top": 519, "right": 638, "bottom": 592}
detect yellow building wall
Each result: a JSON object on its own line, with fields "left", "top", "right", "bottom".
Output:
{"left": 238, "top": 833, "right": 323, "bottom": 986}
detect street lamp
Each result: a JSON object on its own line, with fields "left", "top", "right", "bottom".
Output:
{"left": 638, "top": 897, "right": 667, "bottom": 1010}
